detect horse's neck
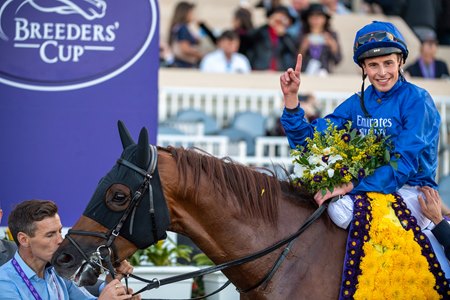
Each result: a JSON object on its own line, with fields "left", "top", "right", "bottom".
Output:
{"left": 158, "top": 153, "right": 347, "bottom": 298}
{"left": 190, "top": 197, "right": 347, "bottom": 298}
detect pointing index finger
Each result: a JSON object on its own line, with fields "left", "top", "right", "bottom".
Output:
{"left": 295, "top": 54, "right": 302, "bottom": 73}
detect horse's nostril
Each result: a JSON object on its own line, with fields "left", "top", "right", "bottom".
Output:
{"left": 56, "top": 253, "right": 75, "bottom": 267}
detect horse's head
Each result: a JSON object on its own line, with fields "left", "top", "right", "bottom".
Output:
{"left": 52, "top": 121, "right": 170, "bottom": 286}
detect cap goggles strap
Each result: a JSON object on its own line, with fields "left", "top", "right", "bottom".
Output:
{"left": 354, "top": 31, "right": 406, "bottom": 52}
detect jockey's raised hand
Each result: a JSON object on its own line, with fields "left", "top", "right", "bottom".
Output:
{"left": 280, "top": 54, "right": 302, "bottom": 109}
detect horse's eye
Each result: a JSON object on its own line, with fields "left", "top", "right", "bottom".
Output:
{"left": 105, "top": 184, "right": 131, "bottom": 211}
{"left": 113, "top": 192, "right": 126, "bottom": 202}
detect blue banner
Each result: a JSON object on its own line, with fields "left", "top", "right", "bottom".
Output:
{"left": 0, "top": 0, "right": 159, "bottom": 226}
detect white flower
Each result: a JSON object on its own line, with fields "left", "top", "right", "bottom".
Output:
{"left": 328, "top": 154, "right": 343, "bottom": 164}
{"left": 322, "top": 147, "right": 332, "bottom": 155}
{"left": 327, "top": 168, "right": 335, "bottom": 178}
{"left": 292, "top": 163, "right": 307, "bottom": 178}
{"left": 307, "top": 154, "right": 321, "bottom": 165}
{"left": 311, "top": 165, "right": 325, "bottom": 174}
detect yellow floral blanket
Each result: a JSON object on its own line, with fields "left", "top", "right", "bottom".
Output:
{"left": 339, "top": 193, "right": 449, "bottom": 299}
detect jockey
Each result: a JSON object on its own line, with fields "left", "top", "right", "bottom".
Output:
{"left": 279, "top": 21, "right": 441, "bottom": 231}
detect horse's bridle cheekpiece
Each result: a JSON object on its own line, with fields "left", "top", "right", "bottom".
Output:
{"left": 65, "top": 145, "right": 170, "bottom": 279}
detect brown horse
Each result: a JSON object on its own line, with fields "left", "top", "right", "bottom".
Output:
{"left": 52, "top": 121, "right": 347, "bottom": 299}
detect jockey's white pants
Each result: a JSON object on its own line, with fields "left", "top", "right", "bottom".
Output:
{"left": 327, "top": 185, "right": 431, "bottom": 230}
{"left": 327, "top": 185, "right": 450, "bottom": 278}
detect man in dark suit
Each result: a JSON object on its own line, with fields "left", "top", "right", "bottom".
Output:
{"left": 0, "top": 209, "right": 17, "bottom": 266}
{"left": 405, "top": 27, "right": 449, "bottom": 79}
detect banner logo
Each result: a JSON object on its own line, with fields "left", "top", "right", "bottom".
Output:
{"left": 0, "top": 0, "right": 157, "bottom": 91}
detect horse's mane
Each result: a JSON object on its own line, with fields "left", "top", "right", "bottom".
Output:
{"left": 159, "top": 146, "right": 314, "bottom": 224}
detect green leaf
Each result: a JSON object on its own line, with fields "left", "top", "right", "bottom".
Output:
{"left": 192, "top": 253, "right": 214, "bottom": 266}
{"left": 350, "top": 129, "right": 357, "bottom": 140}
{"left": 384, "top": 150, "right": 390, "bottom": 162}
{"left": 299, "top": 157, "right": 309, "bottom": 165}
{"left": 321, "top": 189, "right": 327, "bottom": 197}
{"left": 390, "top": 160, "right": 398, "bottom": 170}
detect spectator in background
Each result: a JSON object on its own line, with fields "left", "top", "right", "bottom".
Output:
{"left": 286, "top": 0, "right": 310, "bottom": 43}
{"left": 437, "top": 0, "right": 450, "bottom": 45}
{"left": 319, "top": 0, "right": 350, "bottom": 15}
{"left": 299, "top": 93, "right": 321, "bottom": 122}
{"left": 267, "top": 93, "right": 320, "bottom": 136}
{"left": 0, "top": 205, "right": 16, "bottom": 266}
{"left": 299, "top": 4, "right": 342, "bottom": 75}
{"left": 247, "top": 6, "right": 298, "bottom": 71}
{"left": 401, "top": 0, "right": 441, "bottom": 39}
{"left": 405, "top": 28, "right": 449, "bottom": 79}
{"left": 361, "top": 0, "right": 405, "bottom": 16}
{"left": 168, "top": 1, "right": 204, "bottom": 68}
{"left": 232, "top": 7, "right": 254, "bottom": 58}
{"left": 159, "top": 41, "right": 174, "bottom": 68}
{"left": 255, "top": 0, "right": 283, "bottom": 14}
{"left": 200, "top": 30, "right": 251, "bottom": 73}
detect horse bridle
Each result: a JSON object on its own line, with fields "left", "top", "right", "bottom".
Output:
{"left": 65, "top": 145, "right": 159, "bottom": 279}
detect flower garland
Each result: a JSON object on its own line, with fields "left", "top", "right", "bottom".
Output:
{"left": 339, "top": 193, "right": 449, "bottom": 300}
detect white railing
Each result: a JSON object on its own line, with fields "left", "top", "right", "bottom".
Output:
{"left": 437, "top": 96, "right": 450, "bottom": 176}
{"left": 159, "top": 87, "right": 283, "bottom": 128}
{"left": 157, "top": 134, "right": 293, "bottom": 168}
{"left": 255, "top": 136, "right": 291, "bottom": 158}
{"left": 157, "top": 134, "right": 247, "bottom": 158}
{"left": 160, "top": 120, "right": 205, "bottom": 136}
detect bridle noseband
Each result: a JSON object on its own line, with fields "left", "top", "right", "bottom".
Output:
{"left": 65, "top": 145, "right": 159, "bottom": 279}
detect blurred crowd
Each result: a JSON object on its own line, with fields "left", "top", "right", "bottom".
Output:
{"left": 159, "top": 0, "right": 449, "bottom": 80}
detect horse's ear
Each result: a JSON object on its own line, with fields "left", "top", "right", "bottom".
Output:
{"left": 118, "top": 120, "right": 135, "bottom": 149}
{"left": 136, "top": 127, "right": 150, "bottom": 169}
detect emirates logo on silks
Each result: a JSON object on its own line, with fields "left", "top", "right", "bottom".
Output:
{"left": 0, "top": 0, "right": 157, "bottom": 91}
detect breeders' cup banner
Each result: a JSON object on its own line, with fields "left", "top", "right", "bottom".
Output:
{"left": 0, "top": 0, "right": 159, "bottom": 225}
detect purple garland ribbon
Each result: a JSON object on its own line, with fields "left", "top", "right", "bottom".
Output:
{"left": 338, "top": 194, "right": 370, "bottom": 299}
{"left": 338, "top": 193, "right": 449, "bottom": 299}
{"left": 391, "top": 193, "right": 449, "bottom": 296}
{"left": 12, "top": 257, "right": 42, "bottom": 300}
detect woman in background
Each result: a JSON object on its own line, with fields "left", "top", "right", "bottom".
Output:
{"left": 232, "top": 7, "right": 254, "bottom": 57}
{"left": 299, "top": 3, "right": 341, "bottom": 75}
{"left": 168, "top": 2, "right": 204, "bottom": 68}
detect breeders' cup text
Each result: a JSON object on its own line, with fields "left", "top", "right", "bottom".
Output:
{"left": 13, "top": 18, "right": 119, "bottom": 63}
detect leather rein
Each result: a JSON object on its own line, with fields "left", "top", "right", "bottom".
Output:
{"left": 64, "top": 145, "right": 328, "bottom": 299}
